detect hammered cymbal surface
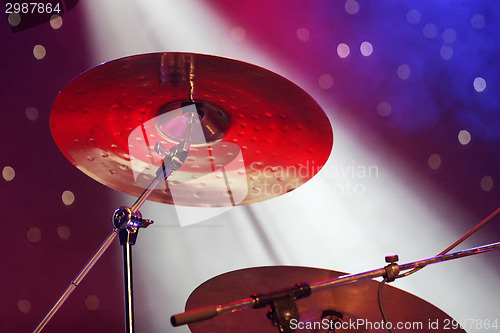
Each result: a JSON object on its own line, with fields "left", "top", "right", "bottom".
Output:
{"left": 51, "top": 53, "right": 333, "bottom": 206}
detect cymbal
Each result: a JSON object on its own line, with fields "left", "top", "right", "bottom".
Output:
{"left": 186, "top": 266, "right": 465, "bottom": 332}
{"left": 50, "top": 53, "right": 333, "bottom": 206}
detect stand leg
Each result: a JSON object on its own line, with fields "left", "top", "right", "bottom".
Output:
{"left": 120, "top": 229, "right": 137, "bottom": 333}
{"left": 33, "top": 230, "right": 119, "bottom": 333}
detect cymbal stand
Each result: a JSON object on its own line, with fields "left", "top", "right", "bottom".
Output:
{"left": 34, "top": 113, "right": 196, "bottom": 333}
{"left": 171, "top": 240, "right": 500, "bottom": 331}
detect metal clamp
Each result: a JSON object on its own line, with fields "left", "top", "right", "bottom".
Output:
{"left": 113, "top": 206, "right": 154, "bottom": 231}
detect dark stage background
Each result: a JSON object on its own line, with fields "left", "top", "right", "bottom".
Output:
{"left": 1, "top": 1, "right": 499, "bottom": 332}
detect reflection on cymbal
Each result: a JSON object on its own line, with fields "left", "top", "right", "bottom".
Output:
{"left": 186, "top": 266, "right": 465, "bottom": 332}
{"left": 50, "top": 53, "right": 333, "bottom": 206}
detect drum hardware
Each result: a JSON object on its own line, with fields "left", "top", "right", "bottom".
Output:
{"left": 320, "top": 310, "right": 343, "bottom": 333}
{"left": 253, "top": 282, "right": 311, "bottom": 333}
{"left": 172, "top": 241, "right": 500, "bottom": 332}
{"left": 172, "top": 207, "right": 500, "bottom": 333}
{"left": 35, "top": 117, "right": 195, "bottom": 333}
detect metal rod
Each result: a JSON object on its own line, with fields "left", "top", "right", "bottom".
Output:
{"left": 129, "top": 112, "right": 195, "bottom": 213}
{"left": 33, "top": 229, "right": 119, "bottom": 333}
{"left": 398, "top": 241, "right": 500, "bottom": 271}
{"left": 440, "top": 207, "right": 500, "bottom": 255}
{"left": 311, "top": 241, "right": 500, "bottom": 295}
{"left": 398, "top": 207, "right": 500, "bottom": 278}
{"left": 130, "top": 174, "right": 167, "bottom": 213}
{"left": 123, "top": 233, "right": 135, "bottom": 333}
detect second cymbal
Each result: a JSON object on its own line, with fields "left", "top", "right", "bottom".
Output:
{"left": 185, "top": 266, "right": 465, "bottom": 333}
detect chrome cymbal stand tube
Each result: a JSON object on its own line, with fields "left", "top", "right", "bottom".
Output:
{"left": 398, "top": 207, "right": 500, "bottom": 279}
{"left": 34, "top": 114, "right": 196, "bottom": 333}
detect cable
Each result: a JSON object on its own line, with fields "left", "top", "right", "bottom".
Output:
{"left": 377, "top": 279, "right": 396, "bottom": 333}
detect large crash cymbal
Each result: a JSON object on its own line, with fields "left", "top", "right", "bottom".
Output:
{"left": 50, "top": 53, "right": 333, "bottom": 206}
{"left": 185, "top": 266, "right": 465, "bottom": 332}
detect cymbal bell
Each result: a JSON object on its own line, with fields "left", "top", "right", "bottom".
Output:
{"left": 50, "top": 53, "right": 333, "bottom": 206}
{"left": 185, "top": 266, "right": 465, "bottom": 332}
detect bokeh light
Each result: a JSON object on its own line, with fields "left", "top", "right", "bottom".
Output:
{"left": 480, "top": 176, "right": 494, "bottom": 192}
{"left": 473, "top": 77, "right": 486, "bottom": 92}
{"left": 470, "top": 14, "right": 485, "bottom": 30}
{"left": 230, "top": 26, "right": 246, "bottom": 41}
{"left": 50, "top": 15, "right": 63, "bottom": 29}
{"left": 33, "top": 45, "right": 46, "bottom": 60}
{"left": 8, "top": 13, "right": 21, "bottom": 27}
{"left": 25, "top": 107, "right": 39, "bottom": 121}
{"left": 440, "top": 45, "right": 454, "bottom": 60}
{"left": 26, "top": 227, "right": 42, "bottom": 243}
{"left": 397, "top": 64, "right": 411, "bottom": 80}
{"left": 406, "top": 9, "right": 421, "bottom": 24}
{"left": 428, "top": 154, "right": 442, "bottom": 170}
{"left": 442, "top": 28, "right": 457, "bottom": 44}
{"left": 360, "top": 41, "right": 373, "bottom": 56}
{"left": 296, "top": 28, "right": 310, "bottom": 42}
{"left": 337, "top": 43, "right": 350, "bottom": 58}
{"left": 17, "top": 300, "right": 31, "bottom": 314}
{"left": 318, "top": 74, "right": 334, "bottom": 89}
{"left": 344, "top": 0, "right": 360, "bottom": 15}
{"left": 458, "top": 130, "right": 471, "bottom": 145}
{"left": 57, "top": 226, "right": 71, "bottom": 240}
{"left": 376, "top": 101, "right": 392, "bottom": 117}
{"left": 85, "top": 295, "right": 100, "bottom": 311}
{"left": 2, "top": 166, "right": 15, "bottom": 181}
{"left": 62, "top": 190, "right": 75, "bottom": 206}
{"left": 422, "top": 23, "right": 437, "bottom": 39}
